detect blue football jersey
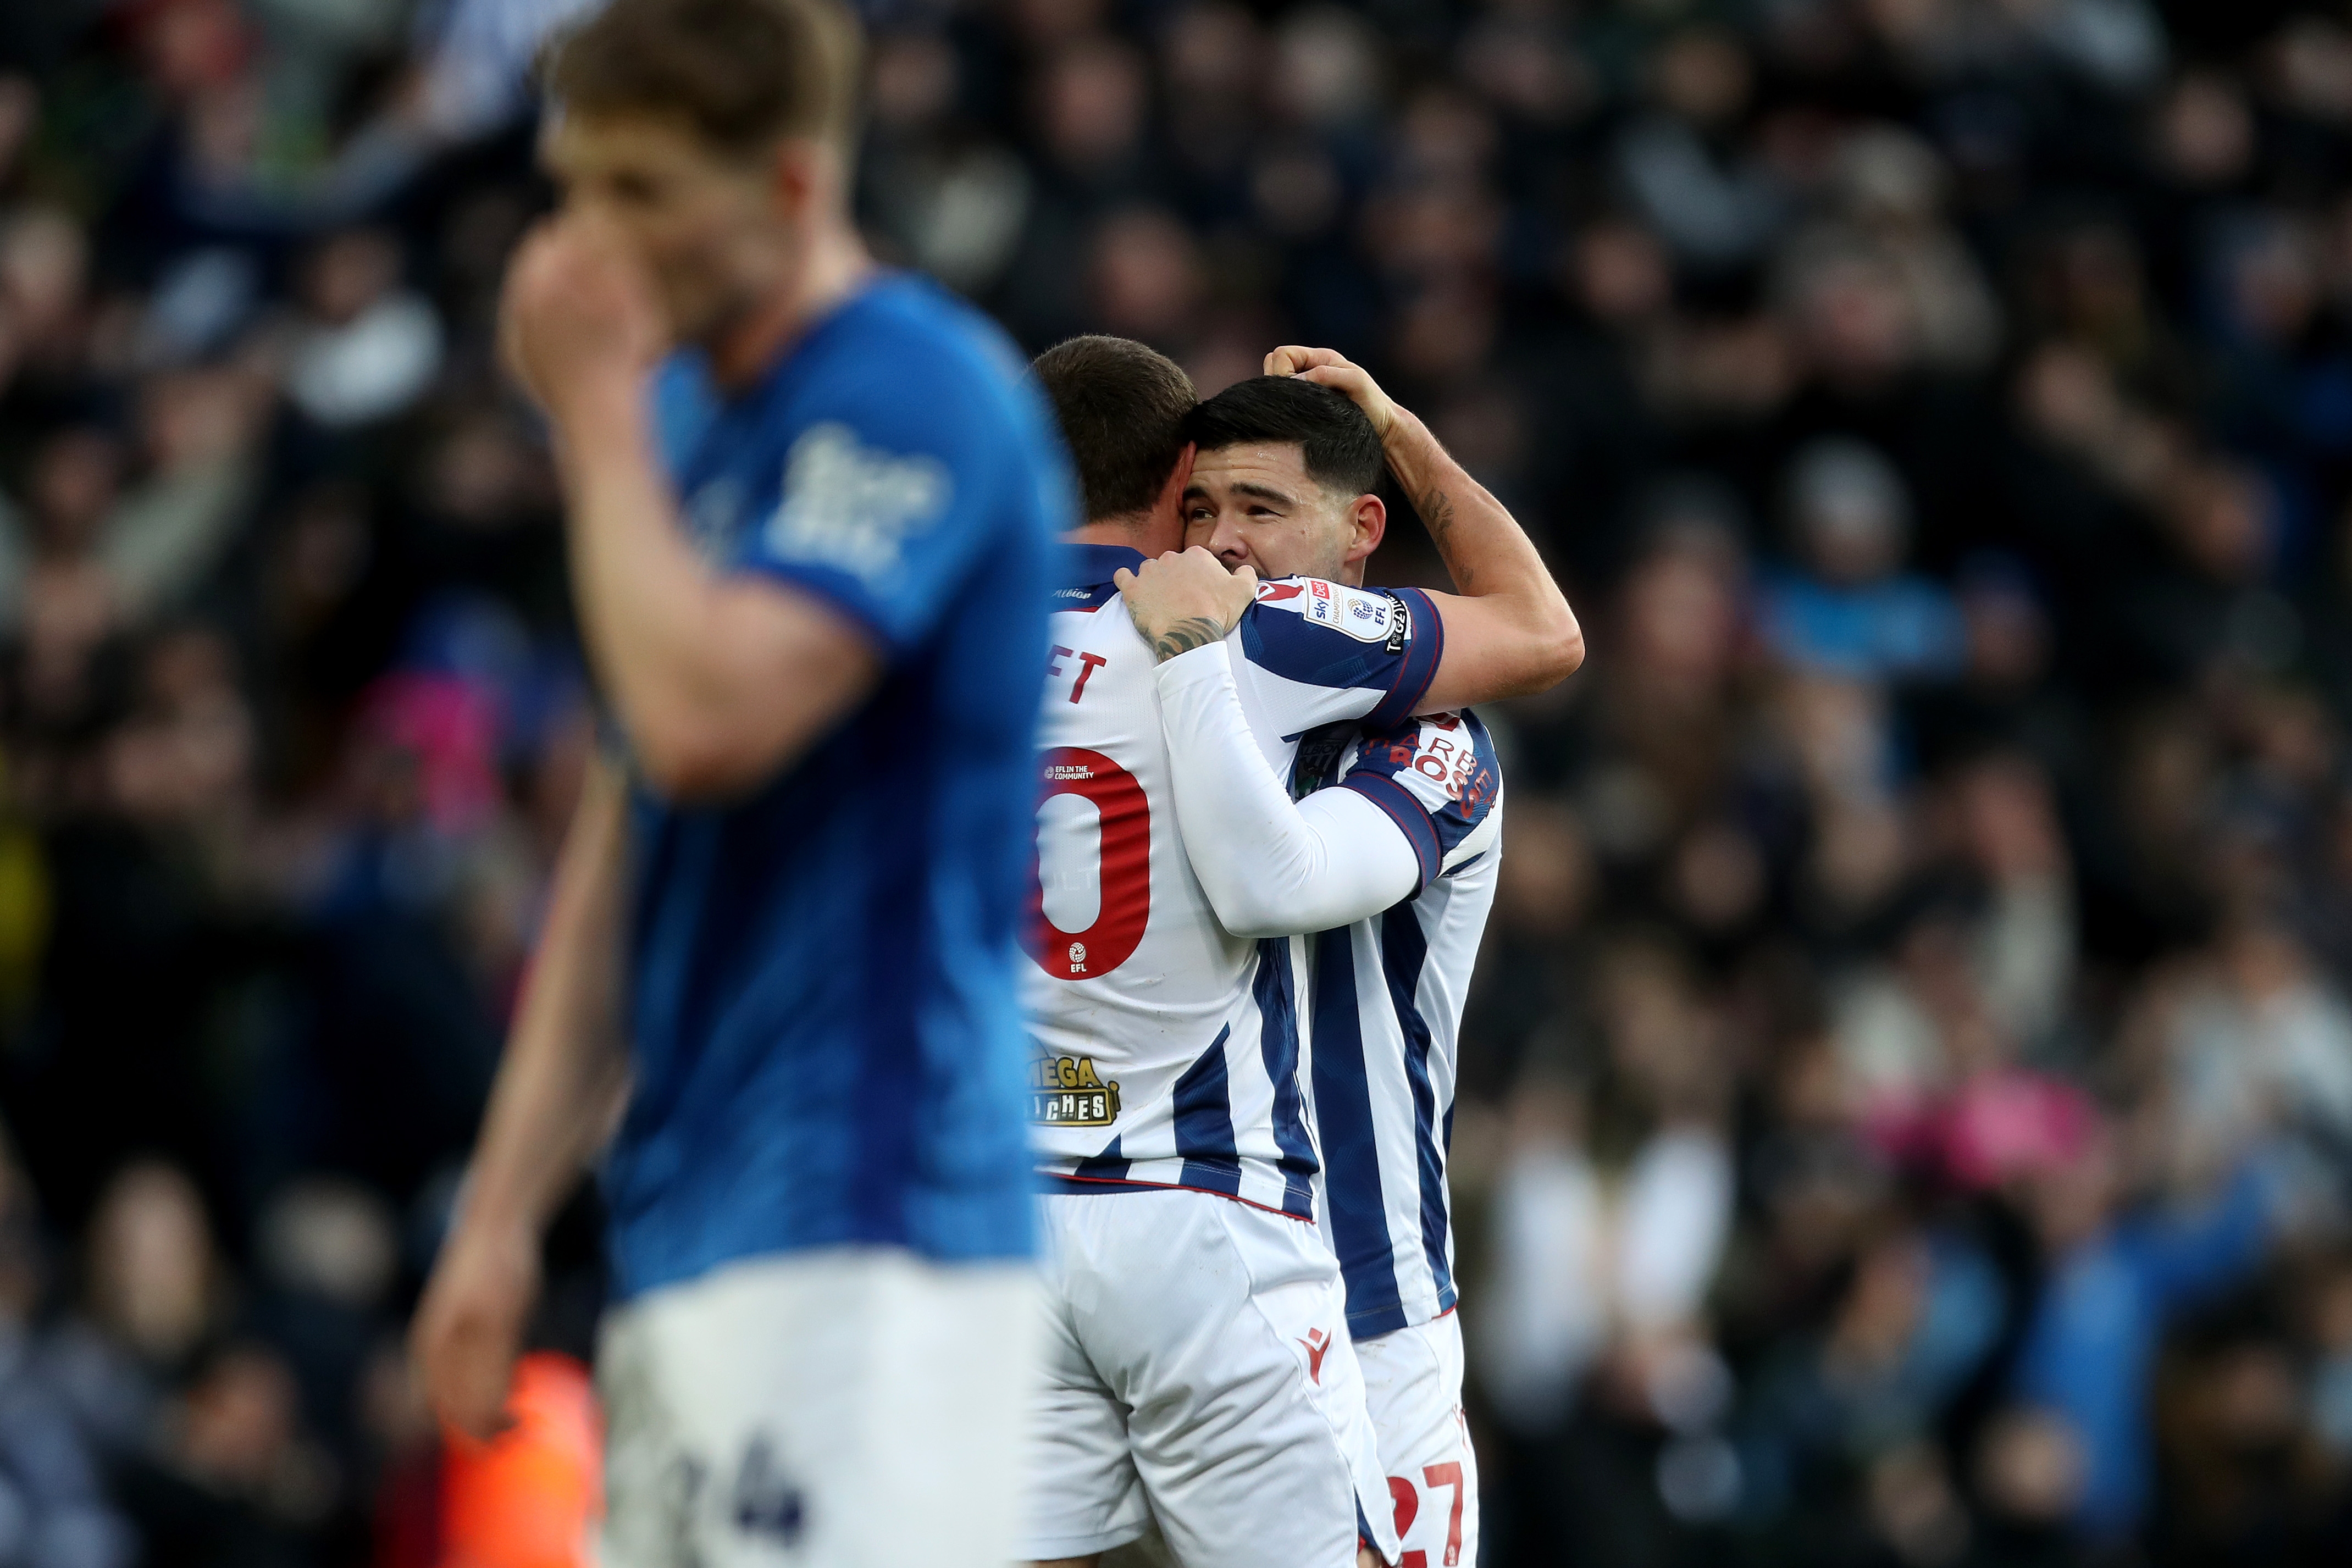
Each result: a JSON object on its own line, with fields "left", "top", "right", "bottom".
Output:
{"left": 603, "top": 273, "right": 1072, "bottom": 1299}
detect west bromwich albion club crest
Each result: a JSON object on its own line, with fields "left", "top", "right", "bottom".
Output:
{"left": 1032, "top": 1053, "right": 1121, "bottom": 1125}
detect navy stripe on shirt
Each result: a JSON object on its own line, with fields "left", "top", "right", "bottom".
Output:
{"left": 1172, "top": 1026, "right": 1243, "bottom": 1196}
{"left": 1253, "top": 938, "right": 1320, "bottom": 1219}
{"left": 1380, "top": 901, "right": 1456, "bottom": 1315}
{"left": 1313, "top": 926, "right": 1409, "bottom": 1337}
{"left": 1240, "top": 588, "right": 1431, "bottom": 707}
{"left": 1429, "top": 713, "right": 1502, "bottom": 857}
{"left": 1072, "top": 1133, "right": 1130, "bottom": 1183}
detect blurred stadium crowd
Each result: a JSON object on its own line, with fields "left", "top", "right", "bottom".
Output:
{"left": 0, "top": 0, "right": 2349, "bottom": 1563}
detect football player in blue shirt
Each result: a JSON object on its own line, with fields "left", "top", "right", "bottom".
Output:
{"left": 407, "top": 1, "right": 1069, "bottom": 1563}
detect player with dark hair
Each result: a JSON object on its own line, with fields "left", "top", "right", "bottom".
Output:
{"left": 408, "top": 1, "right": 1071, "bottom": 1563}
{"left": 1032, "top": 334, "right": 1201, "bottom": 524}
{"left": 1019, "top": 336, "right": 1576, "bottom": 1568}
{"left": 1123, "top": 348, "right": 1520, "bottom": 1568}
{"left": 1181, "top": 374, "right": 1388, "bottom": 496}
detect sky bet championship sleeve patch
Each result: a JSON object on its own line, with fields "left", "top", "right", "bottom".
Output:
{"left": 1255, "top": 578, "right": 1407, "bottom": 645}
{"left": 1031, "top": 1052, "right": 1122, "bottom": 1126}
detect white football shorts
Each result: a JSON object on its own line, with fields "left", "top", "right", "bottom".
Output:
{"left": 1358, "top": 1313, "right": 1480, "bottom": 1568}
{"left": 596, "top": 1246, "right": 1038, "bottom": 1568}
{"left": 1021, "top": 1188, "right": 1400, "bottom": 1566}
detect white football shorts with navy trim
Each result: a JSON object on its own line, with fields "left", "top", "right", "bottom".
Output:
{"left": 597, "top": 1248, "right": 1038, "bottom": 1568}
{"left": 1021, "top": 1190, "right": 1401, "bottom": 1566}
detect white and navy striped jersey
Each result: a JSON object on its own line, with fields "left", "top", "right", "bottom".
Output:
{"left": 1026, "top": 547, "right": 1443, "bottom": 1218}
{"left": 1297, "top": 709, "right": 1503, "bottom": 1334}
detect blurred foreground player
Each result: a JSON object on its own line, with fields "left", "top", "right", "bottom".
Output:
{"left": 410, "top": 1, "right": 1068, "bottom": 1563}
{"left": 1022, "top": 339, "right": 1576, "bottom": 1567}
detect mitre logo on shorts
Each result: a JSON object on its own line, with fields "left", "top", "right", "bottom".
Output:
{"left": 1298, "top": 1326, "right": 1331, "bottom": 1383}
{"left": 1031, "top": 1053, "right": 1122, "bottom": 1126}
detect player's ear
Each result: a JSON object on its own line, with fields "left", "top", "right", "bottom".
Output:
{"left": 1149, "top": 442, "right": 1195, "bottom": 550}
{"left": 1346, "top": 492, "right": 1386, "bottom": 565}
{"left": 1155, "top": 443, "right": 1196, "bottom": 518}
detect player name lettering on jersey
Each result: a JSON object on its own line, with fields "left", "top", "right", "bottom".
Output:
{"left": 1025, "top": 547, "right": 1443, "bottom": 1217}
{"left": 1045, "top": 643, "right": 1111, "bottom": 705}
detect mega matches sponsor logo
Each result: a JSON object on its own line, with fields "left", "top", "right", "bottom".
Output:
{"left": 1031, "top": 1053, "right": 1122, "bottom": 1126}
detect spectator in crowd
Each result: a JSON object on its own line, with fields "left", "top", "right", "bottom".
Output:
{"left": 1759, "top": 438, "right": 1963, "bottom": 685}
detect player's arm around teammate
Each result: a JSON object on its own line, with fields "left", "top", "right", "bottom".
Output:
{"left": 1120, "top": 352, "right": 1537, "bottom": 1568}
{"left": 1154, "top": 350, "right": 1580, "bottom": 724}
{"left": 1270, "top": 345, "right": 1581, "bottom": 711}
{"left": 1116, "top": 545, "right": 1504, "bottom": 1568}
{"left": 1116, "top": 548, "right": 1429, "bottom": 937}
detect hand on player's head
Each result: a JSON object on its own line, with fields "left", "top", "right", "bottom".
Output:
{"left": 1263, "top": 345, "right": 1398, "bottom": 439}
{"left": 500, "top": 212, "right": 667, "bottom": 419}
{"left": 1114, "top": 546, "right": 1259, "bottom": 663}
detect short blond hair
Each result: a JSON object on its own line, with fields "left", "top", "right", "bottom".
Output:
{"left": 545, "top": 0, "right": 864, "bottom": 153}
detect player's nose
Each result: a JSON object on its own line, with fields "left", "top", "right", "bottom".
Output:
{"left": 1201, "top": 518, "right": 1252, "bottom": 570}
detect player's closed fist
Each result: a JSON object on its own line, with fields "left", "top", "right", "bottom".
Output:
{"left": 1116, "top": 546, "right": 1258, "bottom": 663}
{"left": 500, "top": 213, "right": 666, "bottom": 419}
{"left": 1262, "top": 346, "right": 1398, "bottom": 439}
{"left": 412, "top": 1216, "right": 542, "bottom": 1442}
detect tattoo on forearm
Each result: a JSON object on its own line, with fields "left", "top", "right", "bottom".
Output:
{"left": 1420, "top": 489, "right": 1456, "bottom": 540}
{"left": 1420, "top": 489, "right": 1470, "bottom": 588}
{"left": 1150, "top": 616, "right": 1228, "bottom": 663}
